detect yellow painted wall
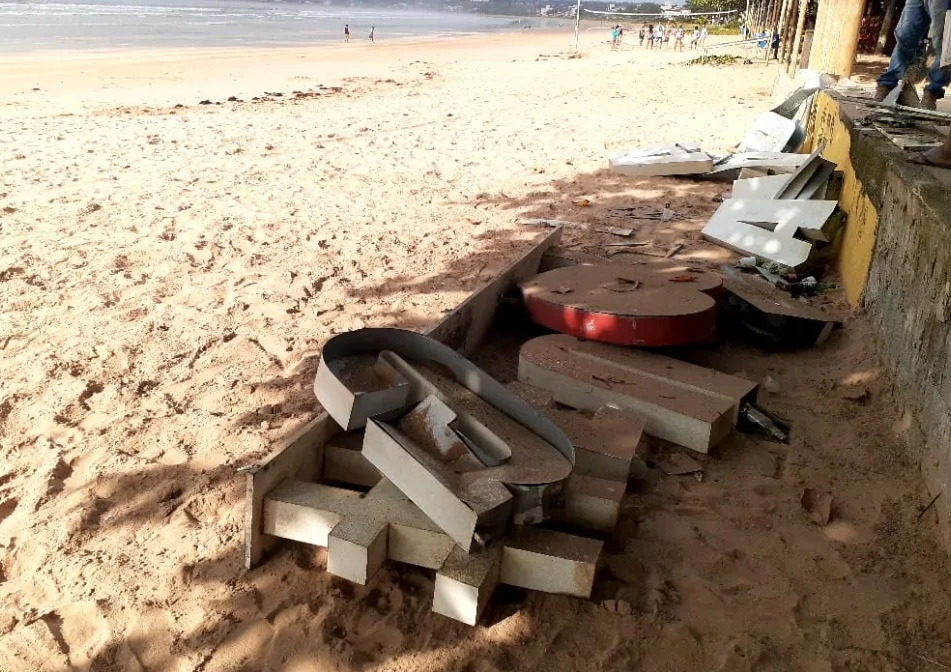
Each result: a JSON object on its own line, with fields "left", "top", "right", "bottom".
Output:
{"left": 806, "top": 92, "right": 879, "bottom": 307}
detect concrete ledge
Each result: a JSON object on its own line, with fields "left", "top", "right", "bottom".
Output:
{"left": 806, "top": 90, "right": 951, "bottom": 549}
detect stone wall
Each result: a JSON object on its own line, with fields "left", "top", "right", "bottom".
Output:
{"left": 813, "top": 92, "right": 951, "bottom": 548}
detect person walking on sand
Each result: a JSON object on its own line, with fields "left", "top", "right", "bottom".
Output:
{"left": 647, "top": 24, "right": 655, "bottom": 49}
{"left": 691, "top": 25, "right": 700, "bottom": 49}
{"left": 875, "top": 0, "right": 949, "bottom": 110}
{"left": 674, "top": 25, "right": 685, "bottom": 51}
{"left": 654, "top": 23, "right": 665, "bottom": 48}
{"left": 699, "top": 25, "right": 708, "bottom": 47}
{"left": 639, "top": 25, "right": 646, "bottom": 46}
{"left": 611, "top": 24, "right": 619, "bottom": 49}
{"left": 344, "top": 23, "right": 350, "bottom": 43}
{"left": 368, "top": 26, "right": 375, "bottom": 43}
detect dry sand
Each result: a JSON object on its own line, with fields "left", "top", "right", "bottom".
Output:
{"left": 2, "top": 30, "right": 950, "bottom": 671}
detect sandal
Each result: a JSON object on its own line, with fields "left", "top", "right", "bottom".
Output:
{"left": 908, "top": 150, "right": 951, "bottom": 169}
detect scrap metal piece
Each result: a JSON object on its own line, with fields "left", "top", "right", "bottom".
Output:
{"left": 314, "top": 328, "right": 575, "bottom": 533}
{"left": 609, "top": 143, "right": 714, "bottom": 177}
{"left": 520, "top": 264, "right": 721, "bottom": 347}
{"left": 518, "top": 334, "right": 759, "bottom": 454}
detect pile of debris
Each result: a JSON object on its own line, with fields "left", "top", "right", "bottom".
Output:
{"left": 606, "top": 78, "right": 845, "bottom": 347}
{"left": 242, "top": 224, "right": 806, "bottom": 625}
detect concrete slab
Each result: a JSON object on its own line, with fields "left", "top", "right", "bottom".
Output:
{"left": 518, "top": 334, "right": 758, "bottom": 453}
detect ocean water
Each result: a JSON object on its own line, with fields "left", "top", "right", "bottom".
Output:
{"left": 0, "top": 0, "right": 555, "bottom": 52}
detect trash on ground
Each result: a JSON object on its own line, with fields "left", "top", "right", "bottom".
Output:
{"left": 801, "top": 488, "right": 834, "bottom": 526}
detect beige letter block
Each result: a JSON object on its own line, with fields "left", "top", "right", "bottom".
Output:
{"left": 433, "top": 546, "right": 502, "bottom": 626}
{"left": 500, "top": 527, "right": 602, "bottom": 598}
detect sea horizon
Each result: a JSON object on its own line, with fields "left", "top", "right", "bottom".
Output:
{"left": 0, "top": 0, "right": 569, "bottom": 53}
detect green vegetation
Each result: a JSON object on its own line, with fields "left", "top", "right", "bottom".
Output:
{"left": 685, "top": 0, "right": 745, "bottom": 11}
{"left": 683, "top": 54, "right": 743, "bottom": 66}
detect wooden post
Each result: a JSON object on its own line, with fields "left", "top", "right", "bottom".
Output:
{"left": 875, "top": 0, "right": 898, "bottom": 55}
{"left": 777, "top": 0, "right": 792, "bottom": 61}
{"left": 808, "top": 0, "right": 867, "bottom": 77}
{"left": 788, "top": 0, "right": 809, "bottom": 76}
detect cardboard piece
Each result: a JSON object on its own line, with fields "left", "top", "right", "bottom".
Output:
{"left": 609, "top": 143, "right": 714, "bottom": 176}
{"left": 518, "top": 334, "right": 758, "bottom": 453}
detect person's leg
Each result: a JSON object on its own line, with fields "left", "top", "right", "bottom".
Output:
{"left": 914, "top": 126, "right": 951, "bottom": 167}
{"left": 877, "top": 0, "right": 932, "bottom": 92}
{"left": 923, "top": 3, "right": 950, "bottom": 101}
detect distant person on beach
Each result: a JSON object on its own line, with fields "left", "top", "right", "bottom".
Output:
{"left": 344, "top": 24, "right": 349, "bottom": 43}
{"left": 647, "top": 24, "right": 655, "bottom": 49}
{"left": 700, "top": 25, "right": 708, "bottom": 47}
{"left": 369, "top": 26, "right": 375, "bottom": 43}
{"left": 771, "top": 27, "right": 780, "bottom": 60}
{"left": 617, "top": 26, "right": 624, "bottom": 45}
{"left": 874, "top": 0, "right": 949, "bottom": 110}
{"left": 611, "top": 25, "right": 618, "bottom": 49}
{"left": 691, "top": 26, "right": 700, "bottom": 49}
{"left": 654, "top": 23, "right": 664, "bottom": 48}
{"left": 674, "top": 25, "right": 685, "bottom": 51}
{"left": 639, "top": 26, "right": 646, "bottom": 46}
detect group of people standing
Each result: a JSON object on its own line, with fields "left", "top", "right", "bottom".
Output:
{"left": 625, "top": 23, "right": 707, "bottom": 51}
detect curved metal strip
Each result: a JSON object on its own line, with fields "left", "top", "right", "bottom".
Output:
{"left": 315, "top": 327, "right": 575, "bottom": 469}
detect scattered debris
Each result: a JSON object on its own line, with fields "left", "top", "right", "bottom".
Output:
{"left": 739, "top": 403, "right": 790, "bottom": 443}
{"left": 520, "top": 218, "right": 583, "bottom": 228}
{"left": 665, "top": 243, "right": 684, "bottom": 258}
{"left": 606, "top": 207, "right": 687, "bottom": 221}
{"left": 840, "top": 384, "right": 870, "bottom": 404}
{"left": 601, "top": 599, "right": 633, "bottom": 615}
{"left": 656, "top": 451, "right": 704, "bottom": 480}
{"left": 596, "top": 226, "right": 635, "bottom": 237}
{"left": 918, "top": 492, "right": 943, "bottom": 522}
{"left": 801, "top": 488, "right": 834, "bottom": 525}
{"left": 684, "top": 54, "right": 741, "bottom": 66}
{"left": 719, "top": 265, "right": 842, "bottom": 349}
